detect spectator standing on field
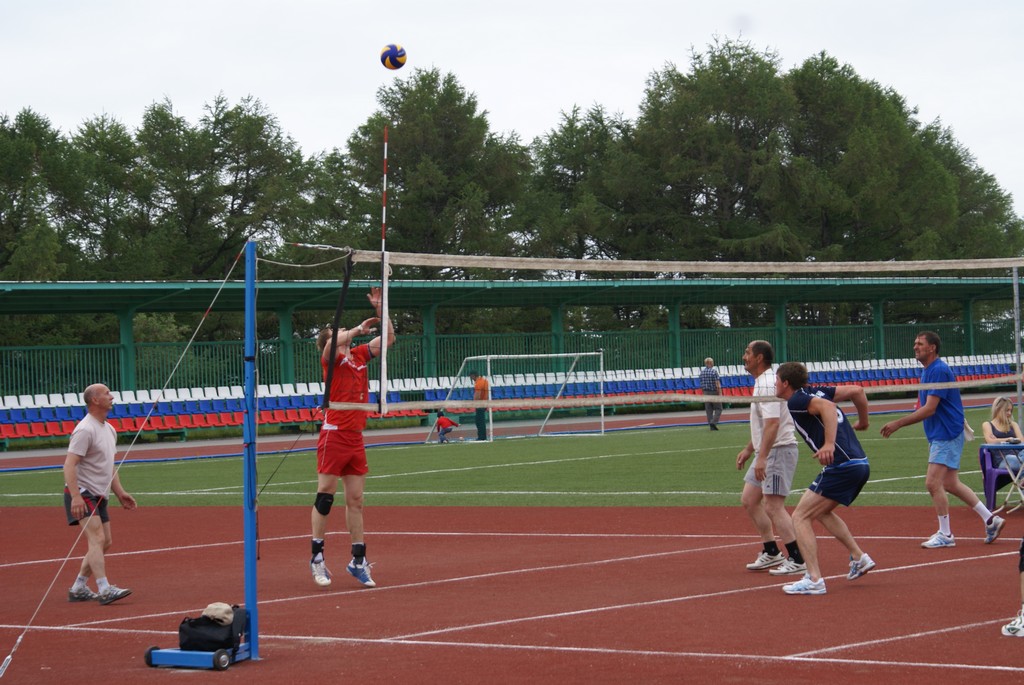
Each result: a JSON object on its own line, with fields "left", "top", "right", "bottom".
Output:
{"left": 699, "top": 357, "right": 723, "bottom": 431}
{"left": 470, "top": 371, "right": 489, "bottom": 441}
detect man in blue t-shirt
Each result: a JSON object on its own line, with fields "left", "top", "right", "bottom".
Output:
{"left": 880, "top": 331, "right": 1004, "bottom": 548}
{"left": 773, "top": 362, "right": 875, "bottom": 596}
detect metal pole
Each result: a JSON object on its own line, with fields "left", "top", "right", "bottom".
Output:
{"left": 1014, "top": 266, "right": 1022, "bottom": 419}
{"left": 242, "top": 240, "right": 260, "bottom": 659}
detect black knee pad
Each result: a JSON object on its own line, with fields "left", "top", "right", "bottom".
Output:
{"left": 314, "top": 492, "right": 334, "bottom": 516}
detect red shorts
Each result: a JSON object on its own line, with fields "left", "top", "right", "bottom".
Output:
{"left": 316, "top": 428, "right": 368, "bottom": 477}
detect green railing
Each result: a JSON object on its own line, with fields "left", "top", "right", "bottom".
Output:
{"left": 0, "top": 321, "right": 1018, "bottom": 397}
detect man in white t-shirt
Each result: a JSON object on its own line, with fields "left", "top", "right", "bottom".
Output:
{"left": 735, "top": 341, "right": 805, "bottom": 576}
{"left": 63, "top": 383, "right": 136, "bottom": 605}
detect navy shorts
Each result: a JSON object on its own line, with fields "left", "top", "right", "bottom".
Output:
{"left": 64, "top": 487, "right": 110, "bottom": 525}
{"left": 808, "top": 460, "right": 870, "bottom": 507}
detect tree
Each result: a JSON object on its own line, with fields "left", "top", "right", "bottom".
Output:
{"left": 135, "top": 96, "right": 309, "bottom": 279}
{"left": 343, "top": 69, "right": 532, "bottom": 280}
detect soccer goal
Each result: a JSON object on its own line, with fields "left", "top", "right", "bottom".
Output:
{"left": 423, "top": 351, "right": 606, "bottom": 442}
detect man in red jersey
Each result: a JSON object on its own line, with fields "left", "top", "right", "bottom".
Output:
{"left": 309, "top": 287, "right": 395, "bottom": 588}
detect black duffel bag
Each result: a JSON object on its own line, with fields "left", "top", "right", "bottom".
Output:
{"left": 178, "top": 604, "right": 246, "bottom": 654}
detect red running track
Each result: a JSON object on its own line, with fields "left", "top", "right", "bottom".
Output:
{"left": 1, "top": 505, "right": 1023, "bottom": 684}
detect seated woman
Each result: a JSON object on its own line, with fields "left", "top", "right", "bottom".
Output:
{"left": 983, "top": 396, "right": 1024, "bottom": 471}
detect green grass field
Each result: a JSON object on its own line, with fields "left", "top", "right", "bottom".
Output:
{"left": 1, "top": 406, "right": 1000, "bottom": 509}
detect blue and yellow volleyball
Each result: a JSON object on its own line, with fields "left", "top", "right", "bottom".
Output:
{"left": 380, "top": 44, "right": 407, "bottom": 70}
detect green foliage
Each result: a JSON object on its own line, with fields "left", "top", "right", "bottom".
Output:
{"left": 1, "top": 38, "right": 1022, "bottom": 347}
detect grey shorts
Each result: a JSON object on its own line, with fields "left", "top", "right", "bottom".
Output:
{"left": 743, "top": 443, "right": 799, "bottom": 496}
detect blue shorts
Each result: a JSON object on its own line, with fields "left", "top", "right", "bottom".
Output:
{"left": 808, "top": 460, "right": 870, "bottom": 507}
{"left": 928, "top": 432, "right": 965, "bottom": 469}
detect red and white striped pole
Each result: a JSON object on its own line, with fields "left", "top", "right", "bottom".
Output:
{"left": 381, "top": 125, "right": 389, "bottom": 250}
{"left": 379, "top": 126, "right": 390, "bottom": 416}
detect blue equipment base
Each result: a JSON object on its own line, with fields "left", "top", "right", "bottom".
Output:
{"left": 145, "top": 642, "right": 252, "bottom": 670}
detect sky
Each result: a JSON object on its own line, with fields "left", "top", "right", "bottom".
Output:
{"left": 3, "top": 0, "right": 1023, "bottom": 215}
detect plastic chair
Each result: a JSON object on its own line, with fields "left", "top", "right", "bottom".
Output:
{"left": 979, "top": 444, "right": 1024, "bottom": 512}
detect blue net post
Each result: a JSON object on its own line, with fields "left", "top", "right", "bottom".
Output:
{"left": 242, "top": 240, "right": 260, "bottom": 659}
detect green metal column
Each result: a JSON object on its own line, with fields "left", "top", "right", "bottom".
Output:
{"left": 550, "top": 305, "right": 565, "bottom": 355}
{"left": 422, "top": 304, "right": 437, "bottom": 378}
{"left": 118, "top": 309, "right": 136, "bottom": 391}
{"left": 669, "top": 300, "right": 682, "bottom": 368}
{"left": 963, "top": 299, "right": 975, "bottom": 355}
{"left": 873, "top": 302, "right": 885, "bottom": 359}
{"left": 775, "top": 302, "right": 788, "bottom": 361}
{"left": 277, "top": 306, "right": 295, "bottom": 385}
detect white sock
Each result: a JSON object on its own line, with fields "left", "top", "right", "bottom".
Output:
{"left": 97, "top": 577, "right": 110, "bottom": 593}
{"left": 938, "top": 515, "right": 952, "bottom": 536}
{"left": 973, "top": 501, "right": 994, "bottom": 522}
{"left": 72, "top": 575, "right": 89, "bottom": 591}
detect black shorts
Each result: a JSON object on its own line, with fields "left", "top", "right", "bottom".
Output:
{"left": 64, "top": 487, "right": 110, "bottom": 525}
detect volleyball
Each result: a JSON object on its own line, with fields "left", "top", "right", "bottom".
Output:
{"left": 380, "top": 44, "right": 406, "bottom": 70}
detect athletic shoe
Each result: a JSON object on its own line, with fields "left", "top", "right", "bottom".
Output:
{"left": 347, "top": 559, "right": 376, "bottom": 587}
{"left": 985, "top": 516, "right": 1006, "bottom": 544}
{"left": 768, "top": 557, "right": 807, "bottom": 576}
{"left": 847, "top": 553, "right": 876, "bottom": 581}
{"left": 921, "top": 531, "right": 956, "bottom": 549}
{"left": 68, "top": 586, "right": 99, "bottom": 602}
{"left": 311, "top": 559, "right": 332, "bottom": 587}
{"left": 97, "top": 585, "right": 132, "bottom": 605}
{"left": 745, "top": 551, "right": 784, "bottom": 570}
{"left": 782, "top": 574, "right": 827, "bottom": 595}
{"left": 1002, "top": 608, "right": 1024, "bottom": 637}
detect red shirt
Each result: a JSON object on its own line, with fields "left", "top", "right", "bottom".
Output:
{"left": 322, "top": 344, "right": 373, "bottom": 431}
{"left": 436, "top": 416, "right": 458, "bottom": 429}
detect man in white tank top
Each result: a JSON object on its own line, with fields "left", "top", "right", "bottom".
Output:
{"left": 63, "top": 383, "right": 136, "bottom": 605}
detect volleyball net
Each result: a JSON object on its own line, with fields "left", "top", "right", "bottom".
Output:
{"left": 288, "top": 248, "right": 1024, "bottom": 435}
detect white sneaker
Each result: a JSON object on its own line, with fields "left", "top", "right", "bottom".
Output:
{"left": 311, "top": 559, "right": 332, "bottom": 586}
{"left": 921, "top": 531, "right": 956, "bottom": 548}
{"left": 745, "top": 551, "right": 784, "bottom": 570}
{"left": 1002, "top": 608, "right": 1024, "bottom": 637}
{"left": 847, "top": 553, "right": 876, "bottom": 580}
{"left": 985, "top": 516, "right": 1006, "bottom": 544}
{"left": 768, "top": 557, "right": 808, "bottom": 576}
{"left": 347, "top": 559, "right": 376, "bottom": 587}
{"left": 782, "top": 573, "right": 827, "bottom": 595}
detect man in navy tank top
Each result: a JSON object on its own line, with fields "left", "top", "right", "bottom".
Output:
{"left": 773, "top": 361, "right": 876, "bottom": 595}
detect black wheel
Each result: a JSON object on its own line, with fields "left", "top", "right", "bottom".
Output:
{"left": 144, "top": 646, "right": 158, "bottom": 667}
{"left": 212, "top": 649, "right": 231, "bottom": 671}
